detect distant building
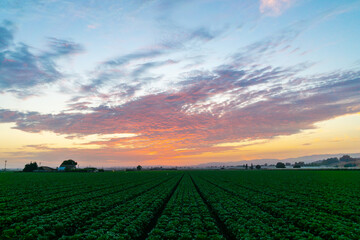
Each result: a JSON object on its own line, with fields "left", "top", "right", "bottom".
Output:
{"left": 57, "top": 166, "right": 66, "bottom": 171}
{"left": 149, "top": 167, "right": 177, "bottom": 171}
{"left": 84, "top": 167, "right": 98, "bottom": 172}
{"left": 125, "top": 168, "right": 136, "bottom": 171}
{"left": 59, "top": 165, "right": 76, "bottom": 171}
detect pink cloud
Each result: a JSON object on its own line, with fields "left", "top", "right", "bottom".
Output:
{"left": 87, "top": 24, "right": 98, "bottom": 29}
{"left": 260, "top": 0, "right": 294, "bottom": 16}
{"left": 2, "top": 66, "right": 360, "bottom": 165}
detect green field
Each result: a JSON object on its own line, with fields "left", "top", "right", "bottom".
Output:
{"left": 1, "top": 170, "right": 360, "bottom": 239}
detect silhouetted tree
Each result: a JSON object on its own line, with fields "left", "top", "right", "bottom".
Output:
{"left": 344, "top": 163, "right": 356, "bottom": 167}
{"left": 276, "top": 162, "right": 286, "bottom": 168}
{"left": 245, "top": 164, "right": 248, "bottom": 170}
{"left": 137, "top": 165, "right": 142, "bottom": 171}
{"left": 250, "top": 164, "right": 254, "bottom": 170}
{"left": 59, "top": 159, "right": 77, "bottom": 171}
{"left": 322, "top": 157, "right": 339, "bottom": 165}
{"left": 23, "top": 162, "right": 38, "bottom": 172}
{"left": 340, "top": 155, "right": 353, "bottom": 162}
{"left": 255, "top": 165, "right": 261, "bottom": 170}
{"left": 294, "top": 161, "right": 305, "bottom": 166}
{"left": 60, "top": 159, "right": 77, "bottom": 167}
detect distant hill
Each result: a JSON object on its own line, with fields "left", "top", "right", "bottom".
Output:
{"left": 192, "top": 153, "right": 360, "bottom": 168}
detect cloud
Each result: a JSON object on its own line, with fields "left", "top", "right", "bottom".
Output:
{"left": 131, "top": 59, "right": 178, "bottom": 78}
{"left": 45, "top": 38, "right": 84, "bottom": 58}
{"left": 0, "top": 43, "right": 61, "bottom": 90}
{"left": 103, "top": 49, "right": 163, "bottom": 68}
{"left": 0, "top": 109, "right": 26, "bottom": 123}
{"left": 260, "top": 0, "right": 294, "bottom": 16}
{"left": 87, "top": 24, "right": 99, "bottom": 29}
{"left": 232, "top": 26, "right": 301, "bottom": 67}
{"left": 103, "top": 27, "right": 217, "bottom": 68}
{"left": 0, "top": 20, "right": 14, "bottom": 50}
{"left": 2, "top": 17, "right": 357, "bottom": 162}
{"left": 2, "top": 64, "right": 360, "bottom": 161}
{"left": 80, "top": 26, "right": 220, "bottom": 95}
{"left": 0, "top": 21, "right": 84, "bottom": 96}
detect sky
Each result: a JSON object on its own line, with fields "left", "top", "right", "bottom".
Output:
{"left": 1, "top": 0, "right": 360, "bottom": 168}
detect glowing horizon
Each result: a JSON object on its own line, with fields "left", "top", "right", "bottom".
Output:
{"left": 1, "top": 0, "right": 360, "bottom": 168}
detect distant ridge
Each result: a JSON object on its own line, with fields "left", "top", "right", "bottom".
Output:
{"left": 192, "top": 153, "right": 360, "bottom": 168}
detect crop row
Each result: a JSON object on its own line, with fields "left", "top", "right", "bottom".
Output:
{"left": 0, "top": 173, "right": 164, "bottom": 231}
{"left": 0, "top": 173, "right": 102, "bottom": 202}
{"left": 2, "top": 170, "right": 359, "bottom": 239}
{"left": 216, "top": 174, "right": 360, "bottom": 223}
{"left": 206, "top": 171, "right": 360, "bottom": 222}
{"left": 61, "top": 174, "right": 184, "bottom": 239}
{"left": 0, "top": 174, "right": 158, "bottom": 213}
{"left": 0, "top": 172, "right": 162, "bottom": 204}
{"left": 195, "top": 172, "right": 360, "bottom": 239}
{"left": 190, "top": 173, "right": 316, "bottom": 239}
{"left": 1, "top": 172, "right": 181, "bottom": 239}
{"left": 147, "top": 174, "right": 224, "bottom": 240}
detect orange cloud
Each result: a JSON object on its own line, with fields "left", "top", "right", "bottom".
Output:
{"left": 2, "top": 64, "right": 360, "bottom": 167}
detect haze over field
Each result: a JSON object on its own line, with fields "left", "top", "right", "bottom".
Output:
{"left": 1, "top": 0, "right": 360, "bottom": 168}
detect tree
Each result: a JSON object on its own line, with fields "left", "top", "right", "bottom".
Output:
{"left": 60, "top": 159, "right": 77, "bottom": 171}
{"left": 295, "top": 161, "right": 305, "bottom": 166}
{"left": 255, "top": 165, "right": 261, "bottom": 170}
{"left": 276, "top": 162, "right": 286, "bottom": 168}
{"left": 322, "top": 157, "right": 339, "bottom": 165}
{"left": 344, "top": 163, "right": 356, "bottom": 167}
{"left": 23, "top": 162, "right": 38, "bottom": 172}
{"left": 340, "top": 155, "right": 353, "bottom": 162}
{"left": 60, "top": 159, "right": 77, "bottom": 167}
{"left": 245, "top": 164, "right": 248, "bottom": 170}
{"left": 137, "top": 165, "right": 142, "bottom": 171}
{"left": 250, "top": 164, "right": 254, "bottom": 170}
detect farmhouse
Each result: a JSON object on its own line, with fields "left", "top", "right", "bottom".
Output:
{"left": 57, "top": 166, "right": 66, "bottom": 171}
{"left": 34, "top": 166, "right": 55, "bottom": 172}
{"left": 59, "top": 164, "right": 76, "bottom": 170}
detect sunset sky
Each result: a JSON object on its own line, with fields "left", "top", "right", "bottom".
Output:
{"left": 1, "top": 0, "right": 360, "bottom": 168}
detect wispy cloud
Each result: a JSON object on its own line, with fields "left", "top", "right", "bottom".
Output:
{"left": 45, "top": 38, "right": 84, "bottom": 57}
{"left": 1, "top": 16, "right": 357, "bottom": 161}
{"left": 0, "top": 21, "right": 84, "bottom": 97}
{"left": 80, "top": 26, "right": 220, "bottom": 96}
{"left": 131, "top": 59, "right": 178, "bottom": 78}
{"left": 103, "top": 27, "right": 217, "bottom": 68}
{"left": 260, "top": 0, "right": 294, "bottom": 16}
{"left": 102, "top": 49, "right": 163, "bottom": 68}
{"left": 232, "top": 26, "right": 301, "bottom": 66}
{"left": 2, "top": 64, "right": 360, "bottom": 160}
{"left": 0, "top": 20, "right": 14, "bottom": 50}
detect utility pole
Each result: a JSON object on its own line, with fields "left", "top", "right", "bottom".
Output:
{"left": 4, "top": 160, "right": 7, "bottom": 172}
